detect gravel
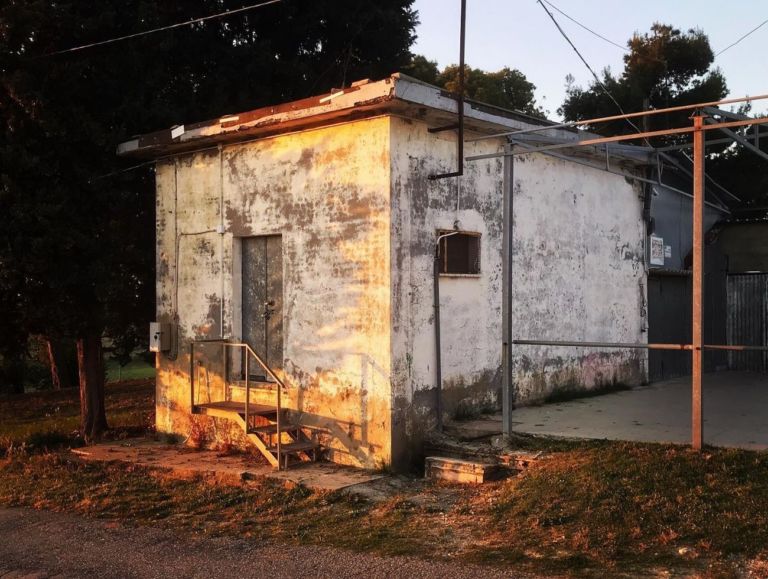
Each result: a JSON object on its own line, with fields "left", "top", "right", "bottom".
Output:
{"left": 0, "top": 507, "right": 523, "bottom": 579}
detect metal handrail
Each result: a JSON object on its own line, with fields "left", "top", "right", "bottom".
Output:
{"left": 190, "top": 339, "right": 285, "bottom": 470}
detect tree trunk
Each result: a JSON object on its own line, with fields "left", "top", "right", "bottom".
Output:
{"left": 45, "top": 338, "right": 62, "bottom": 390}
{"left": 0, "top": 353, "right": 25, "bottom": 395}
{"left": 77, "top": 334, "right": 108, "bottom": 441}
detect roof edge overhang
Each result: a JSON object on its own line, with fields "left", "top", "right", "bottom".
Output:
{"left": 117, "top": 73, "right": 650, "bottom": 168}
{"left": 117, "top": 74, "right": 565, "bottom": 159}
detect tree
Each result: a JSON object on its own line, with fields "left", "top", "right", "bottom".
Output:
{"left": 405, "top": 56, "right": 546, "bottom": 118}
{"left": 560, "top": 23, "right": 768, "bottom": 211}
{"left": 0, "top": 1, "right": 419, "bottom": 437}
{"left": 403, "top": 55, "right": 440, "bottom": 86}
{"left": 560, "top": 24, "right": 728, "bottom": 140}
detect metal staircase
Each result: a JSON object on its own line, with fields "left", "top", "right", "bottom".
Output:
{"left": 189, "top": 340, "right": 320, "bottom": 470}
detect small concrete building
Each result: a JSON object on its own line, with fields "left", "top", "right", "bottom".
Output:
{"left": 120, "top": 74, "right": 651, "bottom": 470}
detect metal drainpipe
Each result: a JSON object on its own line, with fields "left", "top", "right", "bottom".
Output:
{"left": 218, "top": 144, "right": 225, "bottom": 339}
{"left": 501, "top": 144, "right": 514, "bottom": 436}
{"left": 428, "top": 0, "right": 466, "bottom": 181}
{"left": 434, "top": 230, "right": 459, "bottom": 430}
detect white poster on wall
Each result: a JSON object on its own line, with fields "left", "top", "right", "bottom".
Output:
{"left": 650, "top": 235, "right": 665, "bottom": 266}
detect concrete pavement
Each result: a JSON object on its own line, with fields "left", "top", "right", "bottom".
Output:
{"left": 512, "top": 371, "right": 768, "bottom": 449}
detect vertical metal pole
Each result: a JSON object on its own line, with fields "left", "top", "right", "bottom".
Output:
{"left": 692, "top": 113, "right": 705, "bottom": 450}
{"left": 457, "top": 0, "right": 466, "bottom": 173}
{"left": 427, "top": 0, "right": 466, "bottom": 180}
{"left": 502, "top": 144, "right": 514, "bottom": 436}
{"left": 434, "top": 247, "right": 444, "bottom": 430}
{"left": 244, "top": 346, "right": 250, "bottom": 433}
{"left": 189, "top": 342, "right": 195, "bottom": 410}
{"left": 223, "top": 342, "right": 227, "bottom": 400}
{"left": 276, "top": 371, "right": 282, "bottom": 471}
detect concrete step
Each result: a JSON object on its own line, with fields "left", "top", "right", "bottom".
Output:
{"left": 425, "top": 456, "right": 510, "bottom": 484}
{"left": 424, "top": 432, "right": 545, "bottom": 472}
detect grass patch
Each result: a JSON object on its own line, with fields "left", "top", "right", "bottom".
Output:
{"left": 3, "top": 442, "right": 768, "bottom": 576}
{"left": 3, "top": 383, "right": 768, "bottom": 575}
{"left": 0, "top": 379, "right": 154, "bottom": 454}
{"left": 0, "top": 455, "right": 433, "bottom": 558}
{"left": 105, "top": 357, "right": 155, "bottom": 383}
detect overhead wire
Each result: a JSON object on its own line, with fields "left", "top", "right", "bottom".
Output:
{"left": 535, "top": 0, "right": 743, "bottom": 204}
{"left": 540, "top": 0, "right": 628, "bottom": 52}
{"left": 716, "top": 17, "right": 768, "bottom": 57}
{"left": 535, "top": 0, "right": 647, "bottom": 141}
{"left": 34, "top": 0, "right": 283, "bottom": 58}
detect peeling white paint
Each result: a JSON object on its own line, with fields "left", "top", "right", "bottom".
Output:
{"left": 152, "top": 97, "right": 649, "bottom": 470}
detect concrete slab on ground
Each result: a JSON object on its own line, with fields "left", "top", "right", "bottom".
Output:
{"left": 512, "top": 371, "right": 768, "bottom": 449}
{"left": 72, "top": 439, "right": 384, "bottom": 491}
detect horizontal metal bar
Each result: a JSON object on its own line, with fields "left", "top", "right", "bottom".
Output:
{"left": 512, "top": 339, "right": 690, "bottom": 350}
{"left": 467, "top": 116, "right": 768, "bottom": 162}
{"left": 703, "top": 344, "right": 768, "bottom": 352}
{"left": 468, "top": 92, "right": 768, "bottom": 143}
{"left": 654, "top": 136, "right": 734, "bottom": 152}
{"left": 512, "top": 340, "right": 768, "bottom": 351}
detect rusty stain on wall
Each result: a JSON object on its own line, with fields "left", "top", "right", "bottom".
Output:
{"left": 156, "top": 117, "right": 394, "bottom": 468}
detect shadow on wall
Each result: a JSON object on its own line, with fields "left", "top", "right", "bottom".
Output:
{"left": 158, "top": 345, "right": 387, "bottom": 467}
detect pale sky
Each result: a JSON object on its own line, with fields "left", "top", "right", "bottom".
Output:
{"left": 412, "top": 0, "right": 768, "bottom": 119}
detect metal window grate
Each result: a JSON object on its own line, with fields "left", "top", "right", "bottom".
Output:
{"left": 439, "top": 231, "right": 481, "bottom": 274}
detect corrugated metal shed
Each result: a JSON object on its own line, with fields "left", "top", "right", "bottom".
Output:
{"left": 727, "top": 273, "right": 768, "bottom": 372}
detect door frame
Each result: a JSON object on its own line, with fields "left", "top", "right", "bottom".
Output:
{"left": 231, "top": 233, "right": 285, "bottom": 366}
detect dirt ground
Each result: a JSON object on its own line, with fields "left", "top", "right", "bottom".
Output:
{"left": 0, "top": 507, "right": 526, "bottom": 579}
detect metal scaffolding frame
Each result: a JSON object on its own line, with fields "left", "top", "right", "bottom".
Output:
{"left": 473, "top": 94, "right": 768, "bottom": 450}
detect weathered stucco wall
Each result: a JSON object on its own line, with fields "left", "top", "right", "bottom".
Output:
{"left": 389, "top": 117, "right": 505, "bottom": 464}
{"left": 511, "top": 153, "right": 648, "bottom": 402}
{"left": 155, "top": 117, "right": 393, "bottom": 468}
{"left": 387, "top": 119, "right": 648, "bottom": 462}
{"left": 153, "top": 107, "right": 650, "bottom": 470}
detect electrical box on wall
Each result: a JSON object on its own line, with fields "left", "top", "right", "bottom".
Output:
{"left": 149, "top": 322, "right": 171, "bottom": 352}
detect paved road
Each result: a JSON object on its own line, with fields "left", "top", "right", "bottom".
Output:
{"left": 0, "top": 508, "right": 520, "bottom": 579}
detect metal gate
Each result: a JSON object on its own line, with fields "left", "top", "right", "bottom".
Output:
{"left": 727, "top": 273, "right": 768, "bottom": 372}
{"left": 648, "top": 274, "right": 692, "bottom": 381}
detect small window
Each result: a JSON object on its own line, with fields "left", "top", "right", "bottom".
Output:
{"left": 438, "top": 231, "right": 481, "bottom": 275}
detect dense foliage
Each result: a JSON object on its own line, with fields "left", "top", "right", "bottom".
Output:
{"left": 0, "top": 1, "right": 418, "bottom": 410}
{"left": 405, "top": 55, "right": 546, "bottom": 118}
{"left": 560, "top": 24, "right": 728, "bottom": 138}
{"left": 559, "top": 23, "right": 766, "bottom": 212}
